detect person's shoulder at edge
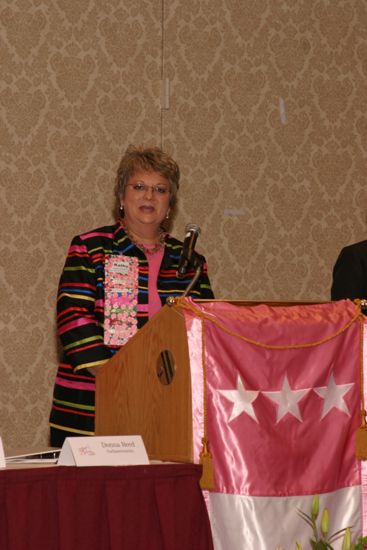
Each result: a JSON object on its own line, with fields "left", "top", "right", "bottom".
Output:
{"left": 338, "top": 239, "right": 367, "bottom": 254}
{"left": 331, "top": 238, "right": 367, "bottom": 301}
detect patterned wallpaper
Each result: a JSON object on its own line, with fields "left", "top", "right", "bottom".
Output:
{"left": 1, "top": 0, "right": 367, "bottom": 449}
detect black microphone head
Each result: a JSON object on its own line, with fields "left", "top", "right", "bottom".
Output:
{"left": 185, "top": 223, "right": 201, "bottom": 235}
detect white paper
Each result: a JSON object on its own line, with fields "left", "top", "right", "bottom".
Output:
{"left": 58, "top": 435, "right": 149, "bottom": 467}
{"left": 5, "top": 448, "right": 60, "bottom": 464}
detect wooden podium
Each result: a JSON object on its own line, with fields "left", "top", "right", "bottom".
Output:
{"left": 95, "top": 303, "right": 193, "bottom": 462}
{"left": 95, "top": 299, "right": 324, "bottom": 462}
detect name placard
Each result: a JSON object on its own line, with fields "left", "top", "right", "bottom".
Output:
{"left": 58, "top": 435, "right": 149, "bottom": 467}
{"left": 0, "top": 437, "right": 5, "bottom": 468}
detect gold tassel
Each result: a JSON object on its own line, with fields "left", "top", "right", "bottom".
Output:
{"left": 199, "top": 437, "right": 214, "bottom": 490}
{"left": 356, "top": 410, "right": 367, "bottom": 460}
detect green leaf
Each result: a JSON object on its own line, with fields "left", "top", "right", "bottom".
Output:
{"left": 313, "top": 541, "right": 331, "bottom": 549}
{"left": 329, "top": 527, "right": 350, "bottom": 543}
{"left": 297, "top": 509, "right": 315, "bottom": 530}
{"left": 353, "top": 535, "right": 367, "bottom": 550}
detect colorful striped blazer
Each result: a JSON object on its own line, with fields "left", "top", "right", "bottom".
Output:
{"left": 49, "top": 223, "right": 214, "bottom": 439}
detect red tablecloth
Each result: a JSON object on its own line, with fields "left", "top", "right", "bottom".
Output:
{"left": 0, "top": 463, "right": 214, "bottom": 550}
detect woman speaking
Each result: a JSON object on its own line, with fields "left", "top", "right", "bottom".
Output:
{"left": 49, "top": 145, "right": 214, "bottom": 446}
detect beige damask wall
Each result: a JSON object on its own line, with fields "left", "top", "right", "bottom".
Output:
{"left": 1, "top": 0, "right": 367, "bottom": 449}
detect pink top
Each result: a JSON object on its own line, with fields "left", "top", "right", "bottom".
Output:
{"left": 146, "top": 246, "right": 165, "bottom": 318}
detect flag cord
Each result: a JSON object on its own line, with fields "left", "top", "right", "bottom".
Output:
{"left": 172, "top": 298, "right": 363, "bottom": 350}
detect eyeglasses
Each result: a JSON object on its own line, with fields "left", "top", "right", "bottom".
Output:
{"left": 126, "top": 182, "right": 170, "bottom": 195}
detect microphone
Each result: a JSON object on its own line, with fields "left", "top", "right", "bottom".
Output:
{"left": 176, "top": 223, "right": 201, "bottom": 277}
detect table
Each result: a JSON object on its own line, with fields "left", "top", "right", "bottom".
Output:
{"left": 0, "top": 463, "right": 214, "bottom": 550}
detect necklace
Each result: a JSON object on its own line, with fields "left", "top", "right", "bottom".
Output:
{"left": 121, "top": 222, "right": 166, "bottom": 255}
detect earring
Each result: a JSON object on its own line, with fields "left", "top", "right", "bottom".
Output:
{"left": 119, "top": 205, "right": 125, "bottom": 219}
{"left": 165, "top": 211, "right": 170, "bottom": 220}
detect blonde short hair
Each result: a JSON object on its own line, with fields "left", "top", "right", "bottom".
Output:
{"left": 116, "top": 145, "right": 180, "bottom": 208}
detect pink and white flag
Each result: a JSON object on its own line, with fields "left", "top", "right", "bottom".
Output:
{"left": 182, "top": 298, "right": 365, "bottom": 550}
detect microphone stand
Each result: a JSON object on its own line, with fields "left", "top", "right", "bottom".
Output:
{"left": 182, "top": 255, "right": 204, "bottom": 297}
{"left": 166, "top": 256, "right": 204, "bottom": 307}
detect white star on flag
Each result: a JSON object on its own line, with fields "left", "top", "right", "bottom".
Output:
{"left": 218, "top": 374, "right": 259, "bottom": 423}
{"left": 262, "top": 374, "right": 310, "bottom": 423}
{"left": 314, "top": 373, "right": 354, "bottom": 419}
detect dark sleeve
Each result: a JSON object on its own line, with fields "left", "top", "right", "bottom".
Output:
{"left": 57, "top": 234, "right": 112, "bottom": 372}
{"left": 331, "top": 245, "right": 367, "bottom": 300}
{"left": 197, "top": 257, "right": 215, "bottom": 299}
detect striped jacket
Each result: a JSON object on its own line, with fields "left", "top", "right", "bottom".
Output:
{"left": 49, "top": 223, "right": 214, "bottom": 438}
